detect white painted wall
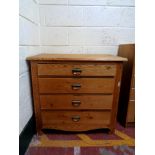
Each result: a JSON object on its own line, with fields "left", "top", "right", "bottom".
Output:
{"left": 39, "top": 0, "right": 135, "bottom": 55}
{"left": 19, "top": 0, "right": 135, "bottom": 134}
{"left": 19, "top": 0, "right": 40, "bottom": 134}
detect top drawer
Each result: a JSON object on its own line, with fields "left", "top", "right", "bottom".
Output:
{"left": 37, "top": 63, "right": 116, "bottom": 77}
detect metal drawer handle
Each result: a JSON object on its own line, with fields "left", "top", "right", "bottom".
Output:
{"left": 72, "top": 100, "right": 81, "bottom": 107}
{"left": 72, "top": 115, "right": 80, "bottom": 122}
{"left": 106, "top": 66, "right": 112, "bottom": 70}
{"left": 72, "top": 84, "right": 81, "bottom": 90}
{"left": 72, "top": 68, "right": 82, "bottom": 76}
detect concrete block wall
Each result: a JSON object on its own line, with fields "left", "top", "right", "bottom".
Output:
{"left": 39, "top": 0, "right": 135, "bottom": 55}
{"left": 19, "top": 0, "right": 40, "bottom": 134}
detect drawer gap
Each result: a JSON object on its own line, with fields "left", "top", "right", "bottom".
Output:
{"left": 38, "top": 75, "right": 115, "bottom": 78}
{"left": 39, "top": 93, "right": 113, "bottom": 95}
{"left": 41, "top": 109, "right": 112, "bottom": 111}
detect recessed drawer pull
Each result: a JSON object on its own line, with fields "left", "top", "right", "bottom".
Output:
{"left": 72, "top": 84, "right": 81, "bottom": 90}
{"left": 72, "top": 115, "right": 80, "bottom": 122}
{"left": 72, "top": 100, "right": 81, "bottom": 107}
{"left": 72, "top": 68, "right": 82, "bottom": 76}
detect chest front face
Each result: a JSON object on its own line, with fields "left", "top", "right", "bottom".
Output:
{"left": 28, "top": 54, "right": 125, "bottom": 134}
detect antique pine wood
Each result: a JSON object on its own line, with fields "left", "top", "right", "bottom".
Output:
{"left": 129, "top": 88, "right": 135, "bottom": 100}
{"left": 109, "top": 63, "right": 123, "bottom": 133}
{"left": 127, "top": 100, "right": 135, "bottom": 122}
{"left": 30, "top": 62, "right": 42, "bottom": 134}
{"left": 27, "top": 54, "right": 127, "bottom": 61}
{"left": 27, "top": 54, "right": 127, "bottom": 134}
{"left": 40, "top": 95, "right": 113, "bottom": 110}
{"left": 117, "top": 44, "right": 135, "bottom": 127}
{"left": 41, "top": 111, "right": 111, "bottom": 131}
{"left": 38, "top": 78, "right": 115, "bottom": 94}
{"left": 126, "top": 63, "right": 135, "bottom": 123}
{"left": 37, "top": 64, "right": 116, "bottom": 76}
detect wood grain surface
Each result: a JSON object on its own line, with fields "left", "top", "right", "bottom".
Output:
{"left": 41, "top": 111, "right": 111, "bottom": 131}
{"left": 27, "top": 54, "right": 127, "bottom": 62}
{"left": 28, "top": 53, "right": 124, "bottom": 134}
{"left": 117, "top": 44, "right": 135, "bottom": 127}
{"left": 38, "top": 78, "right": 115, "bottom": 94}
{"left": 38, "top": 63, "right": 116, "bottom": 76}
{"left": 40, "top": 94, "right": 113, "bottom": 110}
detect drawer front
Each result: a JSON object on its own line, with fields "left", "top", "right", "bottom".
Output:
{"left": 129, "top": 88, "right": 135, "bottom": 100}
{"left": 41, "top": 111, "right": 111, "bottom": 131}
{"left": 131, "top": 76, "right": 135, "bottom": 88}
{"left": 127, "top": 101, "right": 135, "bottom": 122}
{"left": 38, "top": 64, "right": 116, "bottom": 76}
{"left": 40, "top": 95, "right": 113, "bottom": 110}
{"left": 39, "top": 78, "right": 115, "bottom": 94}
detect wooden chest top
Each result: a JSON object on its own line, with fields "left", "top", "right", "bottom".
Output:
{"left": 27, "top": 54, "right": 127, "bottom": 62}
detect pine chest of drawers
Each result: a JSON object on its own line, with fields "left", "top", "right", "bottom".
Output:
{"left": 27, "top": 54, "right": 127, "bottom": 134}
